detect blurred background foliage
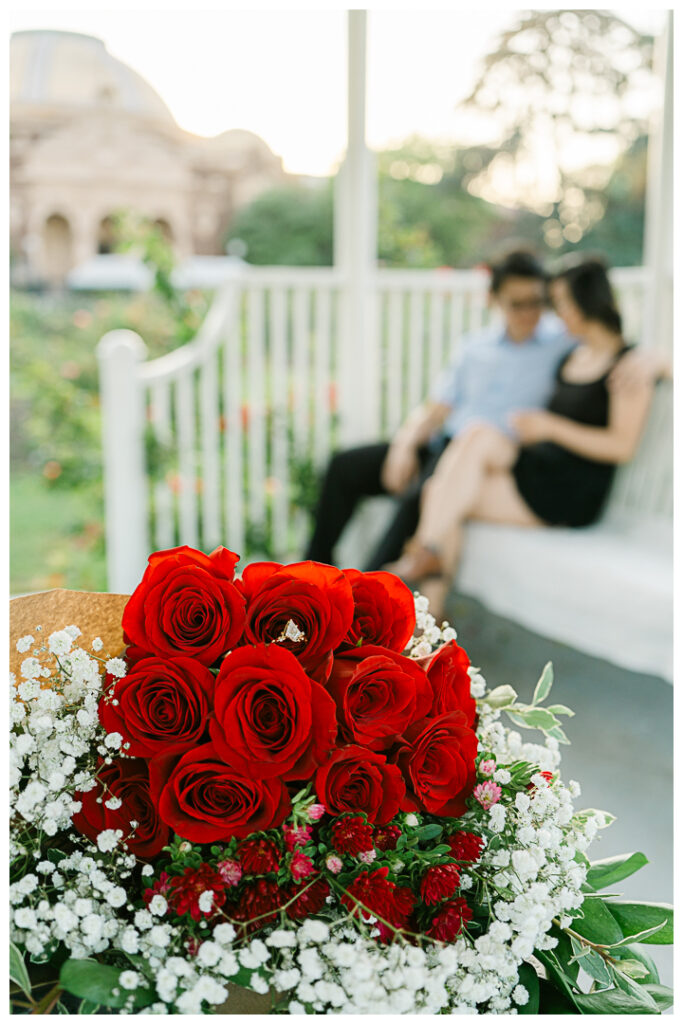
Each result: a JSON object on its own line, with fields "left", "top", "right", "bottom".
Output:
{"left": 10, "top": 8, "right": 652, "bottom": 594}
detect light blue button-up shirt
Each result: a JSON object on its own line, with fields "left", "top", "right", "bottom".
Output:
{"left": 431, "top": 313, "right": 575, "bottom": 439}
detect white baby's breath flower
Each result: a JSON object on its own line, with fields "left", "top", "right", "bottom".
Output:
{"left": 104, "top": 732, "right": 123, "bottom": 750}
{"left": 105, "top": 658, "right": 127, "bottom": 678}
{"left": 92, "top": 637, "right": 104, "bottom": 652}
{"left": 16, "top": 635, "right": 34, "bottom": 653}
{"left": 48, "top": 630, "right": 74, "bottom": 656}
{"left": 97, "top": 829, "right": 123, "bottom": 853}
{"left": 149, "top": 895, "right": 167, "bottom": 916}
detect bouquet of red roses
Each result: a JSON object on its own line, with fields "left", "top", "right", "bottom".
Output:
{"left": 73, "top": 546, "right": 480, "bottom": 945}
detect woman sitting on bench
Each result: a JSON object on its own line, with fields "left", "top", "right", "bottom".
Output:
{"left": 384, "top": 257, "right": 662, "bottom": 620}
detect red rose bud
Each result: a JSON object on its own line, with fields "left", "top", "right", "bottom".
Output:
{"left": 315, "top": 745, "right": 405, "bottom": 825}
{"left": 285, "top": 876, "right": 330, "bottom": 921}
{"left": 327, "top": 646, "right": 432, "bottom": 751}
{"left": 341, "top": 866, "right": 415, "bottom": 943}
{"left": 210, "top": 644, "right": 337, "bottom": 781}
{"left": 414, "top": 640, "right": 476, "bottom": 726}
{"left": 426, "top": 896, "right": 473, "bottom": 942}
{"left": 167, "top": 864, "right": 227, "bottom": 921}
{"left": 98, "top": 655, "right": 215, "bottom": 757}
{"left": 72, "top": 757, "right": 171, "bottom": 860}
{"left": 283, "top": 823, "right": 313, "bottom": 851}
{"left": 331, "top": 814, "right": 374, "bottom": 855}
{"left": 420, "top": 863, "right": 461, "bottom": 905}
{"left": 339, "top": 569, "right": 416, "bottom": 652}
{"left": 374, "top": 825, "right": 402, "bottom": 851}
{"left": 122, "top": 545, "right": 245, "bottom": 666}
{"left": 446, "top": 831, "right": 484, "bottom": 864}
{"left": 232, "top": 878, "right": 283, "bottom": 934}
{"left": 237, "top": 560, "right": 355, "bottom": 679}
{"left": 398, "top": 712, "right": 478, "bottom": 818}
{"left": 238, "top": 837, "right": 282, "bottom": 875}
{"left": 290, "top": 849, "right": 316, "bottom": 882}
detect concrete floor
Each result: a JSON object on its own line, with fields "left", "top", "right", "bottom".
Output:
{"left": 448, "top": 594, "right": 674, "bottom": 992}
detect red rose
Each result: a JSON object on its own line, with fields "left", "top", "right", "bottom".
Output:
{"left": 420, "top": 864, "right": 461, "bottom": 905}
{"left": 331, "top": 814, "right": 375, "bottom": 855}
{"left": 237, "top": 561, "right": 354, "bottom": 680}
{"left": 209, "top": 645, "right": 337, "bottom": 780}
{"left": 232, "top": 878, "right": 283, "bottom": 934}
{"left": 339, "top": 570, "right": 416, "bottom": 652}
{"left": 122, "top": 545, "right": 245, "bottom": 666}
{"left": 415, "top": 640, "right": 476, "bottom": 726}
{"left": 426, "top": 897, "right": 473, "bottom": 942}
{"left": 238, "top": 837, "right": 282, "bottom": 875}
{"left": 398, "top": 712, "right": 478, "bottom": 817}
{"left": 98, "top": 655, "right": 215, "bottom": 757}
{"left": 285, "top": 875, "right": 330, "bottom": 920}
{"left": 327, "top": 646, "right": 432, "bottom": 750}
{"left": 446, "top": 831, "right": 484, "bottom": 863}
{"left": 314, "top": 745, "right": 405, "bottom": 825}
{"left": 374, "top": 824, "right": 402, "bottom": 851}
{"left": 168, "top": 864, "right": 227, "bottom": 921}
{"left": 341, "top": 867, "right": 414, "bottom": 942}
{"left": 72, "top": 757, "right": 170, "bottom": 859}
{"left": 151, "top": 744, "right": 291, "bottom": 843}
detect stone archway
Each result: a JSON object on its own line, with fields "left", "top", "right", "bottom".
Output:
{"left": 153, "top": 217, "right": 174, "bottom": 247}
{"left": 42, "top": 213, "right": 74, "bottom": 285}
{"left": 97, "top": 215, "right": 118, "bottom": 254}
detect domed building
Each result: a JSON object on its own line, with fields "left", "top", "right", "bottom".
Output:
{"left": 10, "top": 30, "right": 287, "bottom": 286}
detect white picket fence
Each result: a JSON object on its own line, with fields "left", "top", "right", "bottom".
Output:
{"left": 97, "top": 263, "right": 653, "bottom": 592}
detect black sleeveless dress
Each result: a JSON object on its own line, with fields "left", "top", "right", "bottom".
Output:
{"left": 512, "top": 345, "right": 632, "bottom": 527}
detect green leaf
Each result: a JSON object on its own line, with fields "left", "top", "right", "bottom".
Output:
{"left": 10, "top": 942, "right": 31, "bottom": 999}
{"left": 641, "top": 984, "right": 674, "bottom": 1011}
{"left": 570, "top": 896, "right": 623, "bottom": 945}
{"left": 545, "top": 703, "right": 575, "bottom": 717}
{"left": 573, "top": 808, "right": 616, "bottom": 830}
{"left": 586, "top": 852, "right": 648, "bottom": 890}
{"left": 547, "top": 724, "right": 571, "bottom": 744}
{"left": 537, "top": 979, "right": 576, "bottom": 1013}
{"left": 603, "top": 921, "right": 668, "bottom": 947}
{"left": 579, "top": 949, "right": 612, "bottom": 987}
{"left": 615, "top": 959, "right": 652, "bottom": 980}
{"left": 548, "top": 925, "right": 580, "bottom": 981}
{"left": 416, "top": 824, "right": 443, "bottom": 841}
{"left": 78, "top": 1000, "right": 101, "bottom": 1014}
{"left": 611, "top": 944, "right": 660, "bottom": 985}
{"left": 516, "top": 962, "right": 539, "bottom": 1014}
{"left": 506, "top": 708, "right": 557, "bottom": 731}
{"left": 483, "top": 684, "right": 517, "bottom": 709}
{"left": 572, "top": 984, "right": 660, "bottom": 1014}
{"left": 607, "top": 901, "right": 673, "bottom": 945}
{"left": 59, "top": 960, "right": 154, "bottom": 1009}
{"left": 532, "top": 661, "right": 553, "bottom": 705}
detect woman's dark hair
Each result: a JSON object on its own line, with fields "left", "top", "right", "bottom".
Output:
{"left": 488, "top": 248, "right": 547, "bottom": 294}
{"left": 550, "top": 256, "right": 622, "bottom": 334}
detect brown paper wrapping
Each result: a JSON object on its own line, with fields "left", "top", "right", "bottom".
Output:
{"left": 9, "top": 589, "right": 130, "bottom": 681}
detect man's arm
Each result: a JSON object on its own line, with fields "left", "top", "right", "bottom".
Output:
{"left": 381, "top": 401, "right": 451, "bottom": 494}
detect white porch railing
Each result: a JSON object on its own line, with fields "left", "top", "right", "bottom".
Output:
{"left": 98, "top": 263, "right": 654, "bottom": 592}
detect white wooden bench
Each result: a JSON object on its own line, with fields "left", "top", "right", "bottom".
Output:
{"left": 337, "top": 382, "right": 673, "bottom": 682}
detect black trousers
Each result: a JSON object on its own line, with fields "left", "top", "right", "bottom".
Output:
{"left": 305, "top": 438, "right": 448, "bottom": 571}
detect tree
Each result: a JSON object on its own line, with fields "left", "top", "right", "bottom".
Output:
{"left": 225, "top": 185, "right": 334, "bottom": 266}
{"left": 458, "top": 10, "right": 655, "bottom": 249}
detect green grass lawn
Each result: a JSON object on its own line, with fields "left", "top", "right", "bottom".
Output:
{"left": 10, "top": 473, "right": 107, "bottom": 595}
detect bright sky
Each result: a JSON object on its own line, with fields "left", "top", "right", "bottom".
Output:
{"left": 9, "top": 4, "right": 666, "bottom": 176}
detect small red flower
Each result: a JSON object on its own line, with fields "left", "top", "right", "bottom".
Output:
{"left": 426, "top": 897, "right": 473, "bottom": 942}
{"left": 331, "top": 815, "right": 374, "bottom": 856}
{"left": 420, "top": 864, "right": 461, "bottom": 905}
{"left": 167, "top": 864, "right": 226, "bottom": 921}
{"left": 341, "top": 867, "right": 414, "bottom": 942}
{"left": 216, "top": 859, "right": 242, "bottom": 886}
{"left": 290, "top": 849, "right": 316, "bottom": 882}
{"left": 232, "top": 878, "right": 283, "bottom": 934}
{"left": 374, "top": 825, "right": 402, "bottom": 851}
{"left": 238, "top": 836, "right": 282, "bottom": 875}
{"left": 143, "top": 871, "right": 171, "bottom": 906}
{"left": 283, "top": 823, "right": 312, "bottom": 851}
{"left": 285, "top": 875, "right": 331, "bottom": 921}
{"left": 446, "top": 831, "right": 484, "bottom": 864}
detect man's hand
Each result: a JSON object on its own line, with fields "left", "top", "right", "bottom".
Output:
{"left": 608, "top": 347, "right": 670, "bottom": 393}
{"left": 381, "top": 440, "right": 420, "bottom": 494}
{"left": 509, "top": 409, "right": 557, "bottom": 445}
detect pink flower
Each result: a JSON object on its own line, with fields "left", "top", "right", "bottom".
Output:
{"left": 307, "top": 803, "right": 326, "bottom": 821}
{"left": 283, "top": 823, "right": 313, "bottom": 851}
{"left": 325, "top": 854, "right": 343, "bottom": 874}
{"left": 473, "top": 781, "right": 502, "bottom": 810}
{"left": 216, "top": 858, "right": 243, "bottom": 887}
{"left": 290, "top": 849, "right": 316, "bottom": 882}
{"left": 478, "top": 759, "right": 496, "bottom": 777}
{"left": 358, "top": 848, "right": 377, "bottom": 865}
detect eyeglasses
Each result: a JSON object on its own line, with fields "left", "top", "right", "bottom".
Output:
{"left": 503, "top": 298, "right": 547, "bottom": 312}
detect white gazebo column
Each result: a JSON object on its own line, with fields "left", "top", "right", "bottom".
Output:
{"left": 334, "top": 10, "right": 379, "bottom": 444}
{"left": 643, "top": 11, "right": 672, "bottom": 353}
